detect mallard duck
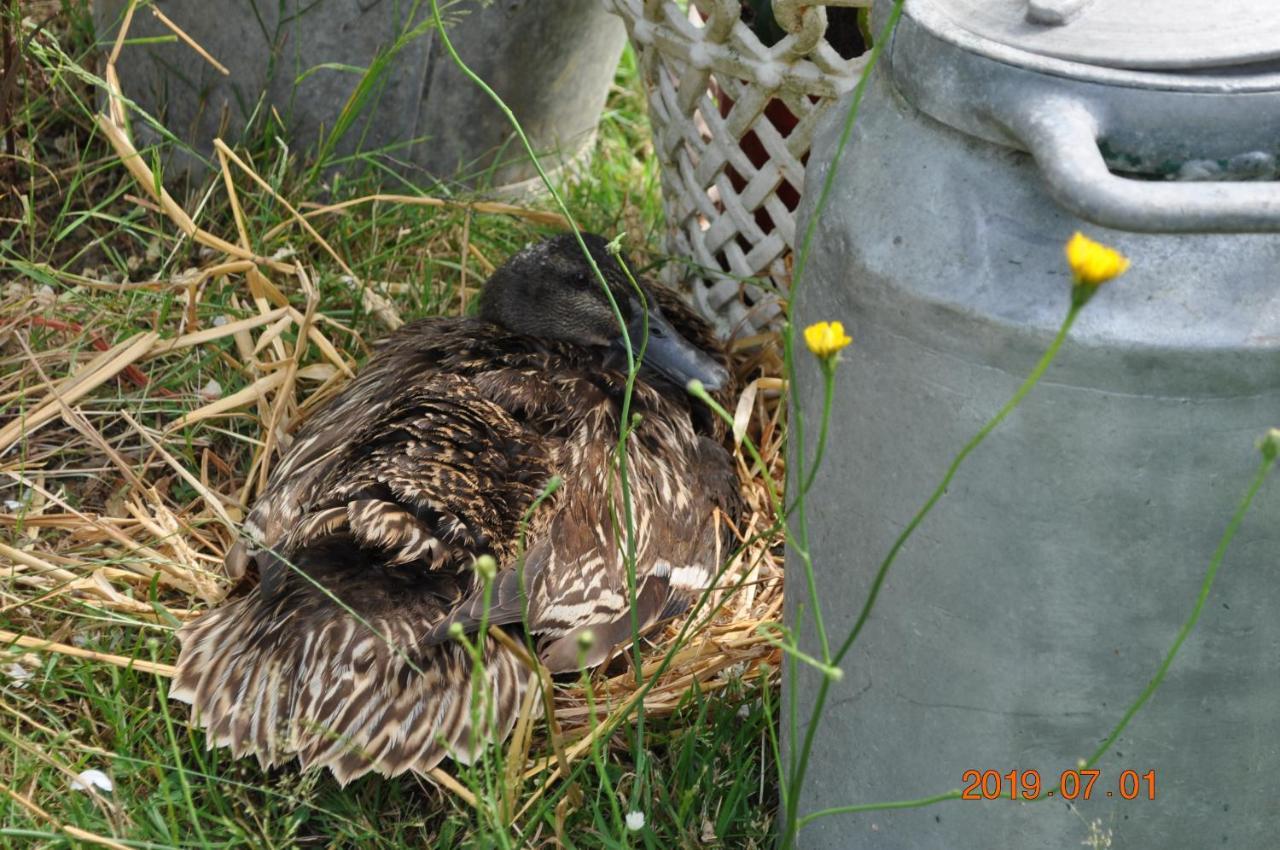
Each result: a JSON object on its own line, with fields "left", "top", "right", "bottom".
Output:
{"left": 172, "top": 233, "right": 742, "bottom": 783}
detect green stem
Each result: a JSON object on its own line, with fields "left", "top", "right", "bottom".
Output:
{"left": 611, "top": 263, "right": 653, "bottom": 811}
{"left": 424, "top": 0, "right": 631, "bottom": 360}
{"left": 782, "top": 303, "right": 1081, "bottom": 849}
{"left": 516, "top": 476, "right": 564, "bottom": 665}
{"left": 457, "top": 570, "right": 514, "bottom": 846}
{"left": 787, "top": 363, "right": 837, "bottom": 664}
{"left": 834, "top": 303, "right": 1080, "bottom": 666}
{"left": 1078, "top": 450, "right": 1275, "bottom": 772}
{"left": 798, "top": 789, "right": 963, "bottom": 828}
{"left": 786, "top": 640, "right": 799, "bottom": 806}
{"left": 758, "top": 663, "right": 788, "bottom": 818}
{"left": 778, "top": 332, "right": 829, "bottom": 670}
{"left": 581, "top": 654, "right": 626, "bottom": 839}
{"left": 781, "top": 673, "right": 827, "bottom": 849}
{"left": 776, "top": 13, "right": 904, "bottom": 841}
{"left": 799, "top": 361, "right": 836, "bottom": 498}
{"left": 757, "top": 623, "right": 842, "bottom": 680}
{"left": 154, "top": 647, "right": 210, "bottom": 847}
{"left": 426, "top": 0, "right": 656, "bottom": 808}
{"left": 687, "top": 382, "right": 783, "bottom": 519}
{"left": 612, "top": 264, "right": 652, "bottom": 681}
{"left": 793, "top": 445, "right": 1275, "bottom": 828}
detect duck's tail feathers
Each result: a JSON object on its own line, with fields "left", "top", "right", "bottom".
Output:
{"left": 170, "top": 595, "right": 529, "bottom": 785}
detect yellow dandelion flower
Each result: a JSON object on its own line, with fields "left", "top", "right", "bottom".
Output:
{"left": 1065, "top": 231, "right": 1130, "bottom": 288}
{"left": 803, "top": 321, "right": 852, "bottom": 360}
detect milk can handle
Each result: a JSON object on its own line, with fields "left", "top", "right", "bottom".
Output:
{"left": 1002, "top": 95, "right": 1280, "bottom": 233}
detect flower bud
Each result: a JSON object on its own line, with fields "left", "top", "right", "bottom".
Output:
{"left": 1260, "top": 428, "right": 1280, "bottom": 462}
{"left": 473, "top": 554, "right": 498, "bottom": 582}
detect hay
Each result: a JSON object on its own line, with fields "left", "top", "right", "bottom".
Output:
{"left": 1, "top": 2, "right": 786, "bottom": 812}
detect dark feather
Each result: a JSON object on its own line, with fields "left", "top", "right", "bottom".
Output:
{"left": 173, "top": 237, "right": 743, "bottom": 781}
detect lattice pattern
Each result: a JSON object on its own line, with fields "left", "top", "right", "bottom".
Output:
{"left": 605, "top": 0, "right": 871, "bottom": 336}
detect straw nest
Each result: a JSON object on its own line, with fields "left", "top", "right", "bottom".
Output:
{"left": 0, "top": 4, "right": 786, "bottom": 815}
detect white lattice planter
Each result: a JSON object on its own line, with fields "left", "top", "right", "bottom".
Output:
{"left": 606, "top": 0, "right": 871, "bottom": 336}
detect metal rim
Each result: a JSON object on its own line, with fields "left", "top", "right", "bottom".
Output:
{"left": 897, "top": 0, "right": 1280, "bottom": 93}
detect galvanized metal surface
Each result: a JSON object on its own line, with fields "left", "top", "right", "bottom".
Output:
{"left": 92, "top": 0, "right": 626, "bottom": 191}
{"left": 785, "top": 37, "right": 1280, "bottom": 850}
{"left": 880, "top": 2, "right": 1280, "bottom": 233}
{"left": 915, "top": 0, "right": 1280, "bottom": 69}
{"left": 888, "top": 0, "right": 1280, "bottom": 91}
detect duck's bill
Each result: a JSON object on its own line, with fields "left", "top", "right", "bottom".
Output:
{"left": 620, "top": 307, "right": 729, "bottom": 391}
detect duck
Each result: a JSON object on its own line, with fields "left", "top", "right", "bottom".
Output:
{"left": 171, "top": 233, "right": 743, "bottom": 784}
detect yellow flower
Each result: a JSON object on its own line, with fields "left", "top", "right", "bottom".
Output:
{"left": 803, "top": 321, "right": 852, "bottom": 360}
{"left": 1065, "top": 232, "right": 1129, "bottom": 288}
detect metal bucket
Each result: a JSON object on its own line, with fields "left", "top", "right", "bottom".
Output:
{"left": 787, "top": 1, "right": 1280, "bottom": 847}
{"left": 92, "top": 0, "right": 626, "bottom": 192}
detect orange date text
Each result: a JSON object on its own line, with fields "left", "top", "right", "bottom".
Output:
{"left": 960, "top": 769, "right": 1156, "bottom": 801}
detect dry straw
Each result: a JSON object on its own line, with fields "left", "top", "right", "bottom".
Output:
{"left": 2, "top": 0, "right": 785, "bottom": 816}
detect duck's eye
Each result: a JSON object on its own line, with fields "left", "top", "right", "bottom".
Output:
{"left": 649, "top": 321, "right": 667, "bottom": 339}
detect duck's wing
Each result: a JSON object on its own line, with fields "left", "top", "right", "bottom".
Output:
{"left": 426, "top": 414, "right": 743, "bottom": 674}
{"left": 530, "top": 431, "right": 743, "bottom": 672}
{"left": 229, "top": 320, "right": 554, "bottom": 591}
{"left": 256, "top": 373, "right": 551, "bottom": 595}
{"left": 176, "top": 339, "right": 556, "bottom": 782}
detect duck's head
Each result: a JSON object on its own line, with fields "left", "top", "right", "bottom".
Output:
{"left": 478, "top": 233, "right": 729, "bottom": 391}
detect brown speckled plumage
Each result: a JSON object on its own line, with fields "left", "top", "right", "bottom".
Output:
{"left": 171, "top": 235, "right": 742, "bottom": 784}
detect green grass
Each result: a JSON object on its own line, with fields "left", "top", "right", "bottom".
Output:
{"left": 1, "top": 653, "right": 774, "bottom": 847}
{"left": 0, "top": 3, "right": 781, "bottom": 847}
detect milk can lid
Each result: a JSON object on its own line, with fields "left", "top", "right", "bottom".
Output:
{"left": 912, "top": 0, "right": 1280, "bottom": 70}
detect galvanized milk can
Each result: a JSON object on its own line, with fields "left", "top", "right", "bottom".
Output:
{"left": 788, "top": 1, "right": 1280, "bottom": 847}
